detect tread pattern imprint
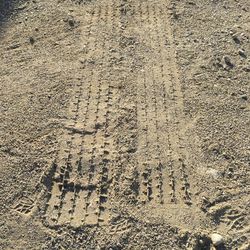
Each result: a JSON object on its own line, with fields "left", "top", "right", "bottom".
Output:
{"left": 115, "top": 0, "right": 193, "bottom": 207}
{"left": 42, "top": 0, "right": 193, "bottom": 228}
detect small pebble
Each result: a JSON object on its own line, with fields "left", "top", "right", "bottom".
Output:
{"left": 240, "top": 94, "right": 248, "bottom": 101}
{"left": 223, "top": 56, "right": 234, "bottom": 68}
{"left": 29, "top": 37, "right": 35, "bottom": 44}
{"left": 210, "top": 233, "right": 224, "bottom": 246}
{"left": 68, "top": 19, "right": 74, "bottom": 27}
{"left": 242, "top": 67, "right": 250, "bottom": 72}
{"left": 232, "top": 34, "right": 241, "bottom": 44}
{"left": 239, "top": 49, "right": 247, "bottom": 58}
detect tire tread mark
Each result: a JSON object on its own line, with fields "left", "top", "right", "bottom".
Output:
{"left": 158, "top": 3, "right": 192, "bottom": 204}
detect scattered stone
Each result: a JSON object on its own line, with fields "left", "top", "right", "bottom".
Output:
{"left": 232, "top": 34, "right": 241, "bottom": 44}
{"left": 15, "top": 3, "right": 28, "bottom": 11}
{"left": 242, "top": 66, "right": 250, "bottom": 72}
{"left": 29, "top": 37, "right": 35, "bottom": 44}
{"left": 7, "top": 43, "right": 21, "bottom": 50}
{"left": 240, "top": 105, "right": 246, "bottom": 109}
{"left": 68, "top": 19, "right": 75, "bottom": 27}
{"left": 223, "top": 56, "right": 234, "bottom": 68}
{"left": 210, "top": 233, "right": 224, "bottom": 246}
{"left": 171, "top": 11, "right": 180, "bottom": 20}
{"left": 239, "top": 49, "right": 247, "bottom": 58}
{"left": 79, "top": 58, "right": 86, "bottom": 64}
{"left": 63, "top": 16, "right": 76, "bottom": 27}
{"left": 206, "top": 168, "right": 220, "bottom": 179}
{"left": 240, "top": 94, "right": 248, "bottom": 101}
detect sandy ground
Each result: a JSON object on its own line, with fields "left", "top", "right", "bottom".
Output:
{"left": 0, "top": 0, "right": 249, "bottom": 249}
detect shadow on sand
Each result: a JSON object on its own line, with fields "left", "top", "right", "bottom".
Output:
{"left": 0, "top": 0, "right": 22, "bottom": 26}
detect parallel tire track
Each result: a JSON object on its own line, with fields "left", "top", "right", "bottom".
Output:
{"left": 44, "top": 1, "right": 118, "bottom": 227}
{"left": 42, "top": 0, "right": 193, "bottom": 229}
{"left": 118, "top": 0, "right": 193, "bottom": 206}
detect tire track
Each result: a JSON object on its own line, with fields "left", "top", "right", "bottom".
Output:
{"left": 157, "top": 2, "right": 192, "bottom": 204}
{"left": 43, "top": 0, "right": 193, "bottom": 229}
{"left": 44, "top": 1, "right": 118, "bottom": 227}
{"left": 44, "top": 6, "right": 98, "bottom": 226}
{"left": 119, "top": 0, "right": 193, "bottom": 206}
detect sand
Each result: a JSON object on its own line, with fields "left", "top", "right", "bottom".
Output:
{"left": 0, "top": 0, "right": 249, "bottom": 249}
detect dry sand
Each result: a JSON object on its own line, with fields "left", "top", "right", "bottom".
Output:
{"left": 0, "top": 0, "right": 249, "bottom": 249}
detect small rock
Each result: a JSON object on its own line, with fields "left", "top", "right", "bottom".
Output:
{"left": 68, "top": 19, "right": 74, "bottom": 27}
{"left": 7, "top": 43, "right": 20, "bottom": 50}
{"left": 210, "top": 233, "right": 224, "bottom": 246}
{"left": 79, "top": 58, "right": 86, "bottom": 64}
{"left": 206, "top": 168, "right": 220, "bottom": 179}
{"left": 239, "top": 49, "right": 247, "bottom": 58}
{"left": 223, "top": 56, "right": 234, "bottom": 68}
{"left": 240, "top": 94, "right": 248, "bottom": 101}
{"left": 29, "top": 37, "right": 35, "bottom": 44}
{"left": 242, "top": 66, "right": 250, "bottom": 72}
{"left": 240, "top": 105, "right": 246, "bottom": 109}
{"left": 232, "top": 34, "right": 241, "bottom": 44}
